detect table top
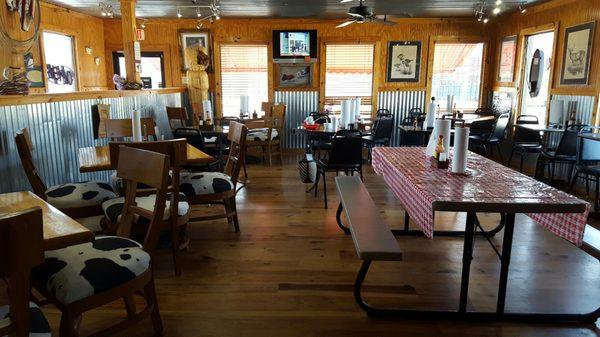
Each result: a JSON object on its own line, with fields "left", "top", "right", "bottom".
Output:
{"left": 372, "top": 147, "right": 590, "bottom": 245}
{"left": 79, "top": 143, "right": 213, "bottom": 173}
{"left": 0, "top": 191, "right": 93, "bottom": 251}
{"left": 518, "top": 124, "right": 566, "bottom": 133}
{"left": 579, "top": 132, "right": 600, "bottom": 141}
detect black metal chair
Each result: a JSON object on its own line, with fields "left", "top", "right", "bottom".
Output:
{"left": 376, "top": 108, "right": 392, "bottom": 118}
{"left": 363, "top": 116, "right": 394, "bottom": 162}
{"left": 535, "top": 129, "right": 580, "bottom": 182}
{"left": 314, "top": 130, "right": 363, "bottom": 208}
{"left": 220, "top": 116, "right": 241, "bottom": 127}
{"left": 508, "top": 117, "right": 542, "bottom": 173}
{"left": 516, "top": 114, "right": 539, "bottom": 125}
{"left": 570, "top": 133, "right": 600, "bottom": 212}
{"left": 469, "top": 113, "right": 510, "bottom": 164}
{"left": 474, "top": 107, "right": 495, "bottom": 117}
{"left": 173, "top": 128, "right": 222, "bottom": 171}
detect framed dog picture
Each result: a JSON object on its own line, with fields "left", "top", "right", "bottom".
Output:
{"left": 560, "top": 21, "right": 595, "bottom": 85}
{"left": 497, "top": 35, "right": 517, "bottom": 83}
{"left": 387, "top": 41, "right": 421, "bottom": 82}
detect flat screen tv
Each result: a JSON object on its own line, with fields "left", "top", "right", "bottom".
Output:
{"left": 273, "top": 30, "right": 317, "bottom": 60}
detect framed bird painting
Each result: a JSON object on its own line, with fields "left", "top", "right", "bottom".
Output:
{"left": 387, "top": 41, "right": 421, "bottom": 82}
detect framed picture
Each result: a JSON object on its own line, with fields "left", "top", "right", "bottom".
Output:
{"left": 386, "top": 41, "right": 421, "bottom": 82}
{"left": 278, "top": 64, "right": 312, "bottom": 88}
{"left": 497, "top": 35, "right": 517, "bottom": 83}
{"left": 23, "top": 52, "right": 44, "bottom": 88}
{"left": 560, "top": 21, "right": 596, "bottom": 85}
{"left": 179, "top": 29, "right": 212, "bottom": 72}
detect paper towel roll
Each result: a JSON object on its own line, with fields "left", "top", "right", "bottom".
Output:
{"left": 425, "top": 102, "right": 436, "bottom": 128}
{"left": 548, "top": 99, "right": 564, "bottom": 125}
{"left": 202, "top": 100, "right": 213, "bottom": 120}
{"left": 446, "top": 95, "right": 454, "bottom": 113}
{"left": 452, "top": 126, "right": 470, "bottom": 174}
{"left": 426, "top": 119, "right": 451, "bottom": 157}
{"left": 354, "top": 97, "right": 361, "bottom": 120}
{"left": 131, "top": 109, "right": 142, "bottom": 142}
{"left": 240, "top": 95, "right": 249, "bottom": 115}
{"left": 341, "top": 100, "right": 353, "bottom": 128}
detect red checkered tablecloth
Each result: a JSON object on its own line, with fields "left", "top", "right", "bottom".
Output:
{"left": 372, "top": 147, "right": 590, "bottom": 246}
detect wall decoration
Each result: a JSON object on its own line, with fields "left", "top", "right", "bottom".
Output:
{"left": 497, "top": 35, "right": 517, "bottom": 82}
{"left": 278, "top": 64, "right": 312, "bottom": 88}
{"left": 23, "top": 52, "right": 44, "bottom": 88}
{"left": 560, "top": 21, "right": 596, "bottom": 85}
{"left": 179, "top": 29, "right": 212, "bottom": 72}
{"left": 386, "top": 41, "right": 421, "bottom": 82}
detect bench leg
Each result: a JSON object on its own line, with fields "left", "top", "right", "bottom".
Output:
{"left": 336, "top": 202, "right": 350, "bottom": 235}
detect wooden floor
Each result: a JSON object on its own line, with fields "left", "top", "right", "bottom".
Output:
{"left": 6, "top": 154, "right": 600, "bottom": 336}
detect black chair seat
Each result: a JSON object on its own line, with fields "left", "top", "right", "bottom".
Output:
{"left": 514, "top": 143, "right": 542, "bottom": 151}
{"left": 541, "top": 151, "right": 576, "bottom": 161}
{"left": 580, "top": 165, "right": 600, "bottom": 175}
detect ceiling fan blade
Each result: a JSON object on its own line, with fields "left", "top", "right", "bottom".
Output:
{"left": 348, "top": 12, "right": 364, "bottom": 18}
{"left": 371, "top": 17, "right": 397, "bottom": 26}
{"left": 340, "top": 0, "right": 354, "bottom": 2}
{"left": 336, "top": 20, "right": 356, "bottom": 28}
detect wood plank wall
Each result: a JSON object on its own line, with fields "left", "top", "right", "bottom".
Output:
{"left": 489, "top": 0, "right": 600, "bottom": 122}
{"left": 0, "top": 2, "right": 109, "bottom": 93}
{"left": 102, "top": 17, "right": 488, "bottom": 114}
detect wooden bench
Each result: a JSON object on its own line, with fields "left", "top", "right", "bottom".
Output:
{"left": 335, "top": 176, "right": 402, "bottom": 315}
{"left": 583, "top": 225, "right": 600, "bottom": 260}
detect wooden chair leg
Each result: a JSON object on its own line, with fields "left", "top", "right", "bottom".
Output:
{"left": 171, "top": 225, "right": 181, "bottom": 277}
{"left": 59, "top": 310, "right": 81, "bottom": 337}
{"left": 230, "top": 196, "right": 240, "bottom": 232}
{"left": 144, "top": 277, "right": 164, "bottom": 336}
{"left": 124, "top": 295, "right": 137, "bottom": 317}
{"left": 267, "top": 144, "right": 273, "bottom": 166}
{"left": 323, "top": 170, "right": 328, "bottom": 209}
{"left": 223, "top": 197, "right": 233, "bottom": 225}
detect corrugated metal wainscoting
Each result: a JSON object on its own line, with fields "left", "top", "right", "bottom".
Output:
{"left": 0, "top": 92, "right": 183, "bottom": 193}
{"left": 274, "top": 91, "right": 319, "bottom": 149}
{"left": 377, "top": 90, "right": 426, "bottom": 146}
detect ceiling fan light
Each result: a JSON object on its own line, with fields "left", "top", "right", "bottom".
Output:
{"left": 492, "top": 7, "right": 501, "bottom": 15}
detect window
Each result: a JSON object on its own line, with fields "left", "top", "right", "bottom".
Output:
{"left": 430, "top": 42, "right": 484, "bottom": 112}
{"left": 42, "top": 31, "right": 77, "bottom": 93}
{"left": 113, "top": 52, "right": 166, "bottom": 89}
{"left": 324, "top": 43, "right": 374, "bottom": 115}
{"left": 220, "top": 44, "right": 269, "bottom": 117}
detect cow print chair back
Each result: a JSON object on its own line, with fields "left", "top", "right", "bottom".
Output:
{"left": 0, "top": 207, "right": 51, "bottom": 337}
{"left": 30, "top": 145, "right": 165, "bottom": 337}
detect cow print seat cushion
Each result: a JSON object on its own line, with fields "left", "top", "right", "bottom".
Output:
{"left": 102, "top": 193, "right": 190, "bottom": 224}
{"left": 31, "top": 236, "right": 150, "bottom": 305}
{"left": 179, "top": 172, "right": 234, "bottom": 197}
{"left": 0, "top": 302, "right": 51, "bottom": 337}
{"left": 247, "top": 128, "right": 279, "bottom": 142}
{"left": 45, "top": 182, "right": 116, "bottom": 209}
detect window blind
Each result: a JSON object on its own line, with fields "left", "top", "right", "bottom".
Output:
{"left": 430, "top": 43, "right": 484, "bottom": 111}
{"left": 220, "top": 44, "right": 269, "bottom": 117}
{"left": 324, "top": 44, "right": 374, "bottom": 109}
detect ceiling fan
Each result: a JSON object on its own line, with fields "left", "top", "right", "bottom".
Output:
{"left": 337, "top": 0, "right": 407, "bottom": 28}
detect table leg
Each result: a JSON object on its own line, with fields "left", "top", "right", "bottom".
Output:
{"left": 496, "top": 213, "right": 515, "bottom": 316}
{"left": 459, "top": 212, "right": 476, "bottom": 313}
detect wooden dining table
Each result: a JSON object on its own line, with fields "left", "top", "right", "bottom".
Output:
{"left": 78, "top": 143, "right": 214, "bottom": 173}
{"left": 0, "top": 191, "right": 93, "bottom": 251}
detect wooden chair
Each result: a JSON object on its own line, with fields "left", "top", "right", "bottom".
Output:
{"left": 0, "top": 207, "right": 52, "bottom": 337}
{"left": 15, "top": 128, "right": 116, "bottom": 231}
{"left": 166, "top": 107, "right": 189, "bottom": 130}
{"left": 105, "top": 139, "right": 190, "bottom": 276}
{"left": 180, "top": 122, "right": 248, "bottom": 232}
{"left": 261, "top": 102, "right": 274, "bottom": 117}
{"left": 246, "top": 104, "right": 286, "bottom": 166}
{"left": 31, "top": 146, "right": 166, "bottom": 337}
{"left": 103, "top": 118, "right": 157, "bottom": 141}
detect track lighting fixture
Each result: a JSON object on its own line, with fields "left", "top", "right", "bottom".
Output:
{"left": 176, "top": 0, "right": 220, "bottom": 21}
{"left": 519, "top": 2, "right": 526, "bottom": 13}
{"left": 99, "top": 2, "right": 115, "bottom": 18}
{"left": 492, "top": 7, "right": 501, "bottom": 15}
{"left": 483, "top": 17, "right": 489, "bottom": 23}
